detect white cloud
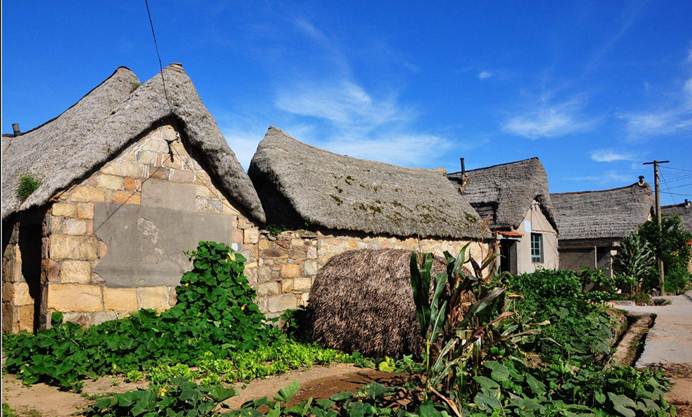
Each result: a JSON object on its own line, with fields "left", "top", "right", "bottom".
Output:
{"left": 478, "top": 71, "right": 493, "bottom": 80}
{"left": 274, "top": 80, "right": 411, "bottom": 129}
{"left": 590, "top": 149, "right": 637, "bottom": 162}
{"left": 321, "top": 133, "right": 453, "bottom": 167}
{"left": 619, "top": 77, "right": 692, "bottom": 138}
{"left": 502, "top": 96, "right": 596, "bottom": 139}
{"left": 268, "top": 19, "right": 454, "bottom": 167}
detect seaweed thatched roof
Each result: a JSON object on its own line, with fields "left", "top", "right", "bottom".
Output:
{"left": 308, "top": 249, "right": 448, "bottom": 357}
{"left": 662, "top": 201, "right": 692, "bottom": 232}
{"left": 551, "top": 183, "right": 653, "bottom": 241}
{"left": 1, "top": 65, "right": 265, "bottom": 223}
{"left": 248, "top": 127, "right": 488, "bottom": 240}
{"left": 448, "top": 157, "right": 557, "bottom": 231}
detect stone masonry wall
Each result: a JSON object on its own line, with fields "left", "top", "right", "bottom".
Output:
{"left": 36, "top": 124, "right": 260, "bottom": 328}
{"left": 2, "top": 223, "right": 32, "bottom": 332}
{"left": 255, "top": 230, "right": 489, "bottom": 316}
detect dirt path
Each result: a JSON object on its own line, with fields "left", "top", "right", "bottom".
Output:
{"left": 223, "top": 364, "right": 391, "bottom": 409}
{"left": 2, "top": 373, "right": 147, "bottom": 417}
{"left": 2, "top": 364, "right": 386, "bottom": 416}
{"left": 615, "top": 291, "right": 692, "bottom": 416}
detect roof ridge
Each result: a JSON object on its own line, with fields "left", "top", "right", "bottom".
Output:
{"left": 261, "top": 127, "right": 446, "bottom": 175}
{"left": 552, "top": 182, "right": 648, "bottom": 196}
{"left": 4, "top": 67, "right": 139, "bottom": 138}
{"left": 448, "top": 156, "right": 540, "bottom": 175}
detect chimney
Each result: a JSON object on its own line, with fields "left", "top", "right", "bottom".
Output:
{"left": 638, "top": 175, "right": 645, "bottom": 186}
{"left": 12, "top": 123, "right": 21, "bottom": 136}
{"left": 460, "top": 157, "right": 466, "bottom": 178}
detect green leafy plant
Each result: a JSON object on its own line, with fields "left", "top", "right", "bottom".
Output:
{"left": 16, "top": 174, "right": 41, "bottom": 201}
{"left": 85, "top": 377, "right": 235, "bottom": 417}
{"left": 613, "top": 231, "right": 656, "bottom": 295}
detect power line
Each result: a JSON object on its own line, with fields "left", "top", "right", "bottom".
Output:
{"left": 144, "top": 0, "right": 172, "bottom": 109}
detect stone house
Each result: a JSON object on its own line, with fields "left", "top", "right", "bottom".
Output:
{"left": 246, "top": 127, "right": 491, "bottom": 314}
{"left": 551, "top": 180, "right": 654, "bottom": 276}
{"left": 448, "top": 158, "right": 559, "bottom": 274}
{"left": 2, "top": 64, "right": 266, "bottom": 332}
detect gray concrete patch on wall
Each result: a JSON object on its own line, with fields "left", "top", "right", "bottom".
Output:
{"left": 93, "top": 203, "right": 233, "bottom": 287}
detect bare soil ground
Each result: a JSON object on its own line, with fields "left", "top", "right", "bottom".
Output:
{"left": 2, "top": 373, "right": 147, "bottom": 417}
{"left": 2, "top": 364, "right": 387, "bottom": 416}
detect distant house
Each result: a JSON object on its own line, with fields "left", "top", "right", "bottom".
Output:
{"left": 662, "top": 199, "right": 692, "bottom": 272}
{"left": 551, "top": 180, "right": 653, "bottom": 276}
{"left": 2, "top": 65, "right": 266, "bottom": 332}
{"left": 662, "top": 199, "right": 692, "bottom": 232}
{"left": 448, "top": 158, "right": 559, "bottom": 274}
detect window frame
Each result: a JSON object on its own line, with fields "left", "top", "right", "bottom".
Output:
{"left": 530, "top": 232, "right": 543, "bottom": 263}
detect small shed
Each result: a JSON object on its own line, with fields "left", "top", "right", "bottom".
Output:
{"left": 662, "top": 200, "right": 692, "bottom": 272}
{"left": 448, "top": 157, "right": 559, "bottom": 274}
{"left": 551, "top": 181, "right": 654, "bottom": 275}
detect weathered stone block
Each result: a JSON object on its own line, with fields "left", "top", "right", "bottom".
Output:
{"left": 281, "top": 264, "right": 301, "bottom": 278}
{"left": 102, "top": 161, "right": 146, "bottom": 178}
{"left": 96, "top": 175, "right": 124, "bottom": 190}
{"left": 48, "top": 284, "right": 103, "bottom": 312}
{"left": 231, "top": 229, "right": 243, "bottom": 244}
{"left": 103, "top": 287, "right": 138, "bottom": 312}
{"left": 42, "top": 259, "right": 61, "bottom": 282}
{"left": 68, "top": 186, "right": 106, "bottom": 202}
{"left": 138, "top": 287, "right": 170, "bottom": 310}
{"left": 294, "top": 277, "right": 312, "bottom": 291}
{"left": 169, "top": 169, "right": 195, "bottom": 183}
{"left": 50, "top": 235, "right": 99, "bottom": 260}
{"left": 304, "top": 260, "right": 318, "bottom": 276}
{"left": 307, "top": 246, "right": 317, "bottom": 259}
{"left": 52, "top": 203, "right": 76, "bottom": 217}
{"left": 60, "top": 260, "right": 92, "bottom": 283}
{"left": 77, "top": 203, "right": 94, "bottom": 219}
{"left": 281, "top": 279, "right": 294, "bottom": 293}
{"left": 257, "top": 282, "right": 281, "bottom": 296}
{"left": 4, "top": 282, "right": 34, "bottom": 305}
{"left": 244, "top": 228, "right": 259, "bottom": 244}
{"left": 123, "top": 177, "right": 141, "bottom": 191}
{"left": 17, "top": 305, "right": 35, "bottom": 332}
{"left": 267, "top": 294, "right": 297, "bottom": 313}
{"left": 111, "top": 191, "right": 140, "bottom": 205}
{"left": 63, "top": 219, "right": 88, "bottom": 235}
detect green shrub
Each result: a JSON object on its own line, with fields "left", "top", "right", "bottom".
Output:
{"left": 638, "top": 216, "right": 692, "bottom": 292}
{"left": 3, "top": 241, "right": 281, "bottom": 390}
{"left": 664, "top": 264, "right": 691, "bottom": 294}
{"left": 16, "top": 174, "right": 41, "bottom": 201}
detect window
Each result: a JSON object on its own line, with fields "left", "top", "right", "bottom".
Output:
{"left": 531, "top": 233, "right": 543, "bottom": 263}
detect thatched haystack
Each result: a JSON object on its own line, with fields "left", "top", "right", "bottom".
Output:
{"left": 308, "top": 248, "right": 447, "bottom": 358}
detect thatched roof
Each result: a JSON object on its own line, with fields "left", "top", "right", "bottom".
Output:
{"left": 248, "top": 127, "right": 488, "bottom": 240}
{"left": 662, "top": 201, "right": 692, "bottom": 232}
{"left": 308, "top": 249, "right": 446, "bottom": 357}
{"left": 448, "top": 157, "right": 557, "bottom": 231}
{"left": 1, "top": 65, "right": 265, "bottom": 223}
{"left": 551, "top": 183, "right": 654, "bottom": 241}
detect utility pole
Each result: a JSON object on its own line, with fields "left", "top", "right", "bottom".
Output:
{"left": 643, "top": 160, "right": 670, "bottom": 295}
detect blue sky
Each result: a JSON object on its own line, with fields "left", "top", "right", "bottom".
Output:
{"left": 3, "top": 1, "right": 692, "bottom": 204}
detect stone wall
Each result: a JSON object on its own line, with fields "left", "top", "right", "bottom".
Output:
{"left": 254, "top": 230, "right": 488, "bottom": 316}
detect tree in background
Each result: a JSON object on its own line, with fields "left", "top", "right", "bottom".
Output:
{"left": 637, "top": 215, "right": 692, "bottom": 294}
